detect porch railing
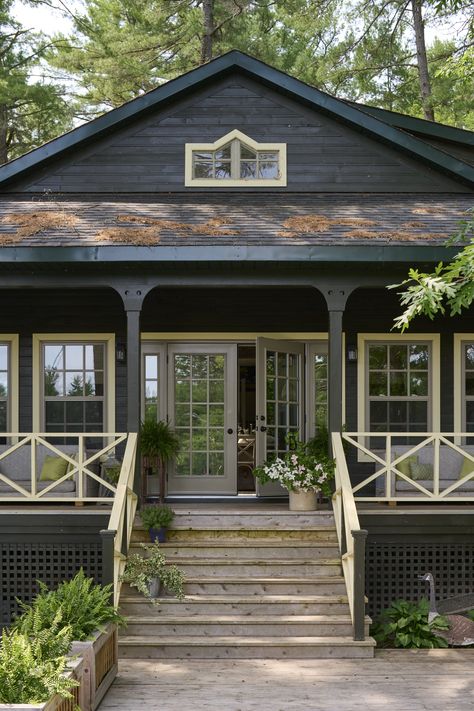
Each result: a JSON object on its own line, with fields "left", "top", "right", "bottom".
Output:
{"left": 331, "top": 432, "right": 367, "bottom": 641}
{"left": 0, "top": 432, "right": 131, "bottom": 503}
{"left": 342, "top": 432, "right": 474, "bottom": 502}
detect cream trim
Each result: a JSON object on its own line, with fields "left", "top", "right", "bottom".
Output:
{"left": 142, "top": 332, "right": 328, "bottom": 341}
{"left": 357, "top": 333, "right": 441, "bottom": 462}
{"left": 185, "top": 129, "right": 287, "bottom": 187}
{"left": 454, "top": 334, "right": 474, "bottom": 434}
{"left": 0, "top": 335, "right": 19, "bottom": 432}
{"left": 32, "top": 333, "right": 115, "bottom": 433}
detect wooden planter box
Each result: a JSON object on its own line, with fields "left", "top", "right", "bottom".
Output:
{"left": 0, "top": 657, "right": 85, "bottom": 711}
{"left": 70, "top": 623, "right": 118, "bottom": 711}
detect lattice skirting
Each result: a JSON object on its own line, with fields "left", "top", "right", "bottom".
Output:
{"left": 1, "top": 543, "right": 103, "bottom": 626}
{"left": 366, "top": 542, "right": 474, "bottom": 620}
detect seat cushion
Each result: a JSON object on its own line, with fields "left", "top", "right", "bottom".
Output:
{"left": 0, "top": 478, "right": 76, "bottom": 493}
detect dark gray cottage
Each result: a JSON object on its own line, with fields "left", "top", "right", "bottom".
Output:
{"left": 1, "top": 52, "right": 474, "bottom": 645}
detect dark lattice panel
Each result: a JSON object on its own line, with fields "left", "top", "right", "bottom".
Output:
{"left": 366, "top": 543, "right": 474, "bottom": 620}
{"left": 0, "top": 543, "right": 103, "bottom": 626}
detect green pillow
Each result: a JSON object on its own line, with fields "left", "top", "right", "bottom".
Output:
{"left": 395, "top": 454, "right": 418, "bottom": 479}
{"left": 66, "top": 452, "right": 79, "bottom": 474}
{"left": 459, "top": 457, "right": 474, "bottom": 480}
{"left": 410, "top": 461, "right": 433, "bottom": 481}
{"left": 40, "top": 455, "right": 69, "bottom": 482}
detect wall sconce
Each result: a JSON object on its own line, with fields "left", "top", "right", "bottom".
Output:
{"left": 347, "top": 346, "right": 358, "bottom": 362}
{"left": 116, "top": 343, "right": 127, "bottom": 364}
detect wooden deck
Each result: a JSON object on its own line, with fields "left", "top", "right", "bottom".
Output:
{"left": 100, "top": 650, "right": 474, "bottom": 711}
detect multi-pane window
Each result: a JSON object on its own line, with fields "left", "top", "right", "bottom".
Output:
{"left": 42, "top": 343, "right": 105, "bottom": 432}
{"left": 314, "top": 352, "right": 328, "bottom": 433}
{"left": 192, "top": 139, "right": 280, "bottom": 181}
{"left": 173, "top": 353, "right": 226, "bottom": 477}
{"left": 266, "top": 351, "right": 300, "bottom": 458}
{"left": 0, "top": 344, "right": 9, "bottom": 431}
{"left": 367, "top": 342, "right": 430, "bottom": 433}
{"left": 144, "top": 354, "right": 160, "bottom": 422}
{"left": 463, "top": 342, "right": 474, "bottom": 432}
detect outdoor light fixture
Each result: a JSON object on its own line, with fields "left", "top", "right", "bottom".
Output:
{"left": 347, "top": 347, "right": 358, "bottom": 362}
{"left": 116, "top": 343, "right": 127, "bottom": 363}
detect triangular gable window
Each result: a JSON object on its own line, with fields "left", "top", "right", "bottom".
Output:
{"left": 185, "top": 130, "right": 286, "bottom": 187}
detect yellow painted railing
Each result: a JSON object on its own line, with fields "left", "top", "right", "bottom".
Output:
{"left": 0, "top": 432, "right": 130, "bottom": 502}
{"left": 343, "top": 432, "right": 474, "bottom": 502}
{"left": 331, "top": 432, "right": 367, "bottom": 640}
{"left": 106, "top": 432, "right": 138, "bottom": 606}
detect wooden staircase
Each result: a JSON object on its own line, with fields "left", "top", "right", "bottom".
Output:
{"left": 118, "top": 507, "right": 375, "bottom": 659}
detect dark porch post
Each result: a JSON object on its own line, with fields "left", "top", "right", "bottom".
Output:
{"left": 322, "top": 287, "right": 353, "bottom": 454}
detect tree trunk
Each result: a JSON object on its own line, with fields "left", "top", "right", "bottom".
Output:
{"left": 0, "top": 105, "right": 8, "bottom": 165}
{"left": 201, "top": 0, "right": 214, "bottom": 64}
{"left": 411, "top": 0, "right": 435, "bottom": 121}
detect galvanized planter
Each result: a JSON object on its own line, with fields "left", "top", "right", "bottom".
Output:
{"left": 70, "top": 623, "right": 118, "bottom": 711}
{"left": 0, "top": 657, "right": 85, "bottom": 711}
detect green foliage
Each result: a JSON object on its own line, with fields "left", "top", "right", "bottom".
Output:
{"left": 468, "top": 609, "right": 474, "bottom": 621}
{"left": 0, "top": 0, "right": 74, "bottom": 163}
{"left": 140, "top": 504, "right": 175, "bottom": 530}
{"left": 140, "top": 419, "right": 180, "bottom": 463}
{"left": 121, "top": 542, "right": 185, "bottom": 602}
{"left": 14, "top": 569, "right": 124, "bottom": 641}
{"left": 391, "top": 210, "right": 474, "bottom": 331}
{"left": 372, "top": 598, "right": 450, "bottom": 648}
{"left": 0, "top": 612, "right": 78, "bottom": 704}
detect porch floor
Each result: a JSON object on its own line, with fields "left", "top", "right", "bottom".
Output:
{"left": 101, "top": 650, "right": 474, "bottom": 711}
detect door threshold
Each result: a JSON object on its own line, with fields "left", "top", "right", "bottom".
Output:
{"left": 148, "top": 494, "right": 288, "bottom": 504}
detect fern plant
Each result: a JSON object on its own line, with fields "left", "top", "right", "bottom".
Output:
{"left": 14, "top": 569, "right": 124, "bottom": 641}
{"left": 0, "top": 612, "right": 78, "bottom": 704}
{"left": 372, "top": 598, "right": 450, "bottom": 648}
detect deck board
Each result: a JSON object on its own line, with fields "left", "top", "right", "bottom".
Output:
{"left": 100, "top": 650, "right": 474, "bottom": 710}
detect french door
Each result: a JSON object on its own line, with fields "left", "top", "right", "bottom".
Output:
{"left": 255, "top": 338, "right": 305, "bottom": 496}
{"left": 167, "top": 344, "right": 237, "bottom": 494}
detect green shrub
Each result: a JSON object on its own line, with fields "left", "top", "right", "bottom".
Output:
{"left": 0, "top": 612, "right": 78, "bottom": 704}
{"left": 372, "top": 598, "right": 449, "bottom": 648}
{"left": 15, "top": 569, "right": 124, "bottom": 641}
{"left": 140, "top": 504, "right": 175, "bottom": 530}
{"left": 121, "top": 542, "right": 185, "bottom": 603}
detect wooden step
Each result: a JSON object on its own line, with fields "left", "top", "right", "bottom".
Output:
{"left": 131, "top": 527, "right": 338, "bottom": 543}
{"left": 123, "top": 614, "right": 371, "bottom": 638}
{"left": 129, "top": 540, "right": 340, "bottom": 559}
{"left": 118, "top": 634, "right": 376, "bottom": 659}
{"left": 121, "top": 576, "right": 347, "bottom": 596}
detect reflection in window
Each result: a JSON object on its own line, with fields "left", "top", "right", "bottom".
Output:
{"left": 314, "top": 353, "right": 328, "bottom": 433}
{"left": 42, "top": 343, "right": 105, "bottom": 432}
{"left": 192, "top": 139, "right": 280, "bottom": 181}
{"left": 144, "top": 354, "right": 160, "bottom": 422}
{"left": 464, "top": 343, "right": 474, "bottom": 432}
{"left": 367, "top": 342, "right": 430, "bottom": 436}
{"left": 266, "top": 350, "right": 299, "bottom": 459}
{"left": 0, "top": 344, "right": 9, "bottom": 431}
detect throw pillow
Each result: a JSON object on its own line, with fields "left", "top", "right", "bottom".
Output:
{"left": 395, "top": 454, "right": 418, "bottom": 479}
{"left": 66, "top": 452, "right": 79, "bottom": 474}
{"left": 40, "top": 455, "right": 69, "bottom": 482}
{"left": 410, "top": 460, "right": 433, "bottom": 481}
{"left": 459, "top": 457, "right": 474, "bottom": 480}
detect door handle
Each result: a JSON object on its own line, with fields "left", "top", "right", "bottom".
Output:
{"left": 227, "top": 428, "right": 234, "bottom": 435}
{"left": 260, "top": 426, "right": 267, "bottom": 432}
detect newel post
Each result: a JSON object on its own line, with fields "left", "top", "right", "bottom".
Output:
{"left": 352, "top": 528, "right": 368, "bottom": 641}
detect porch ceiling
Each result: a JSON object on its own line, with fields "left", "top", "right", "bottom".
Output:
{"left": 0, "top": 193, "right": 471, "bottom": 249}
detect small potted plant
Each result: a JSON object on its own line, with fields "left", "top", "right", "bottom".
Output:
{"left": 140, "top": 504, "right": 175, "bottom": 542}
{"left": 139, "top": 419, "right": 180, "bottom": 503}
{"left": 120, "top": 542, "right": 185, "bottom": 603}
{"left": 253, "top": 433, "right": 334, "bottom": 511}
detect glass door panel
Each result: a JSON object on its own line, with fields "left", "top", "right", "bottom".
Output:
{"left": 256, "top": 338, "right": 305, "bottom": 496}
{"left": 168, "top": 344, "right": 237, "bottom": 494}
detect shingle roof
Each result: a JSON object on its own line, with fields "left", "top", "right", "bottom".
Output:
{"left": 0, "top": 193, "right": 471, "bottom": 247}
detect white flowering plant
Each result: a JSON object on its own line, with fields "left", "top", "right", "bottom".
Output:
{"left": 253, "top": 433, "right": 334, "bottom": 495}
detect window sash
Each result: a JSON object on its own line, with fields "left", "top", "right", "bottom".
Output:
{"left": 462, "top": 341, "right": 474, "bottom": 432}
{"left": 0, "top": 343, "right": 10, "bottom": 431}
{"left": 192, "top": 139, "right": 280, "bottom": 181}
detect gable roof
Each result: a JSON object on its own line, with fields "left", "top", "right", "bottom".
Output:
{"left": 1, "top": 50, "right": 474, "bottom": 189}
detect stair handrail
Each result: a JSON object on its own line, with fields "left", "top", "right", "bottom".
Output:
{"left": 331, "top": 431, "right": 368, "bottom": 641}
{"left": 105, "top": 432, "right": 138, "bottom": 606}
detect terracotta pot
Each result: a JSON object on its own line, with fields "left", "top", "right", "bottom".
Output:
{"left": 288, "top": 489, "right": 318, "bottom": 511}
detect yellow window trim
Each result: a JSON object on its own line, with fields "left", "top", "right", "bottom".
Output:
{"left": 0, "top": 334, "right": 19, "bottom": 432}
{"left": 32, "top": 333, "right": 115, "bottom": 433}
{"left": 454, "top": 334, "right": 474, "bottom": 434}
{"left": 142, "top": 332, "right": 327, "bottom": 341}
{"left": 357, "top": 333, "right": 441, "bottom": 462}
{"left": 185, "top": 129, "right": 287, "bottom": 187}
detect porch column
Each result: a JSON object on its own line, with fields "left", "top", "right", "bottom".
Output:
{"left": 322, "top": 286, "right": 353, "bottom": 454}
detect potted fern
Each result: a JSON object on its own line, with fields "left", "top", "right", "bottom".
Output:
{"left": 14, "top": 570, "right": 123, "bottom": 711}
{"left": 140, "top": 419, "right": 180, "bottom": 503}
{"left": 140, "top": 504, "right": 175, "bottom": 542}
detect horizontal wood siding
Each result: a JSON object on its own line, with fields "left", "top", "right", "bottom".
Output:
{"left": 11, "top": 75, "right": 468, "bottom": 193}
